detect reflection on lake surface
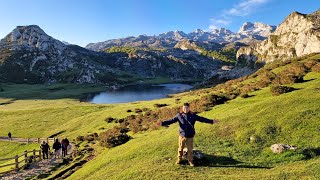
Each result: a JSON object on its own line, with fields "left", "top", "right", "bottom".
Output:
{"left": 87, "top": 84, "right": 193, "bottom": 104}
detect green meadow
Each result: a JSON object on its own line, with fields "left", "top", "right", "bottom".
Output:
{"left": 0, "top": 55, "right": 320, "bottom": 179}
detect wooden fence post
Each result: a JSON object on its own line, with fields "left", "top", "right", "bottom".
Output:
{"left": 24, "top": 150, "right": 28, "bottom": 164}
{"left": 27, "top": 138, "right": 29, "bottom": 143}
{"left": 15, "top": 155, "right": 19, "bottom": 170}
{"left": 39, "top": 150, "right": 42, "bottom": 160}
{"left": 37, "top": 138, "right": 40, "bottom": 143}
{"left": 33, "top": 149, "right": 37, "bottom": 161}
{"left": 47, "top": 138, "right": 49, "bottom": 143}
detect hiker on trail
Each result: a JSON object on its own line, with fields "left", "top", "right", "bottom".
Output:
{"left": 40, "top": 141, "right": 50, "bottom": 159}
{"left": 64, "top": 137, "right": 70, "bottom": 155}
{"left": 61, "top": 137, "right": 70, "bottom": 157}
{"left": 61, "top": 139, "right": 66, "bottom": 157}
{"left": 8, "top": 132, "right": 12, "bottom": 141}
{"left": 52, "top": 139, "right": 61, "bottom": 159}
{"left": 158, "top": 102, "right": 219, "bottom": 167}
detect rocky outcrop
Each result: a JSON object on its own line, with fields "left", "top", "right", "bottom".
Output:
{"left": 270, "top": 144, "right": 297, "bottom": 154}
{"left": 174, "top": 39, "right": 222, "bottom": 52}
{"left": 237, "top": 10, "right": 320, "bottom": 64}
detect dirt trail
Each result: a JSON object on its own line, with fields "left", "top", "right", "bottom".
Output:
{"left": 0, "top": 137, "right": 74, "bottom": 180}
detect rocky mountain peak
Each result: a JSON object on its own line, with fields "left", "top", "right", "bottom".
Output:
{"left": 211, "top": 28, "right": 234, "bottom": 36}
{"left": 239, "top": 22, "right": 254, "bottom": 32}
{"left": 193, "top": 29, "right": 205, "bottom": 34}
{"left": 158, "top": 30, "right": 188, "bottom": 41}
{"left": 237, "top": 10, "right": 320, "bottom": 64}
{"left": 0, "top": 25, "right": 66, "bottom": 52}
{"left": 238, "top": 22, "right": 276, "bottom": 37}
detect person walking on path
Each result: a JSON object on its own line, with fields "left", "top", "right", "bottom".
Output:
{"left": 61, "top": 138, "right": 70, "bottom": 157}
{"left": 52, "top": 139, "right": 61, "bottom": 159}
{"left": 158, "top": 103, "right": 219, "bottom": 167}
{"left": 63, "top": 137, "right": 70, "bottom": 155}
{"left": 40, "top": 141, "right": 50, "bottom": 159}
{"left": 8, "top": 132, "right": 12, "bottom": 141}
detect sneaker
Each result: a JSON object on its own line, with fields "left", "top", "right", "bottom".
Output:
{"left": 188, "top": 161, "right": 195, "bottom": 167}
{"left": 176, "top": 159, "right": 183, "bottom": 164}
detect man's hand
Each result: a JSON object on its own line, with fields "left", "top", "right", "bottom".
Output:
{"left": 157, "top": 121, "right": 162, "bottom": 126}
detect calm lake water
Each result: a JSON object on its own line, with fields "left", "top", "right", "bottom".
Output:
{"left": 86, "top": 83, "right": 193, "bottom": 104}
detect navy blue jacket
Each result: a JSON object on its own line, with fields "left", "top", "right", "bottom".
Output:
{"left": 161, "top": 112, "right": 214, "bottom": 138}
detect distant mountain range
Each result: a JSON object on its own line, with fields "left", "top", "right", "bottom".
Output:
{"left": 86, "top": 22, "right": 276, "bottom": 51}
{"left": 0, "top": 26, "right": 233, "bottom": 85}
{"left": 0, "top": 10, "right": 319, "bottom": 86}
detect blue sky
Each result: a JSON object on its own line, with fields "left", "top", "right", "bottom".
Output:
{"left": 0, "top": 0, "right": 318, "bottom": 47}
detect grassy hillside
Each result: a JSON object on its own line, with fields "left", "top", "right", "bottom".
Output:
{"left": 66, "top": 69, "right": 320, "bottom": 179}
{"left": 0, "top": 54, "right": 319, "bottom": 179}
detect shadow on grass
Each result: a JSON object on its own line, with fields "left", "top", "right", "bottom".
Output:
{"left": 200, "top": 154, "right": 271, "bottom": 169}
{"left": 0, "top": 99, "right": 16, "bottom": 106}
{"left": 178, "top": 153, "right": 272, "bottom": 169}
{"left": 49, "top": 130, "right": 66, "bottom": 138}
{"left": 302, "top": 78, "right": 316, "bottom": 83}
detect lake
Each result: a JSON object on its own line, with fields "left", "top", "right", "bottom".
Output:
{"left": 86, "top": 83, "right": 193, "bottom": 104}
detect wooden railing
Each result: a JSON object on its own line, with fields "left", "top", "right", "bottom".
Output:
{"left": 0, "top": 149, "right": 45, "bottom": 174}
{"left": 5, "top": 137, "right": 56, "bottom": 144}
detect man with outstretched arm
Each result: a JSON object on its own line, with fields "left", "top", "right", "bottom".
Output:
{"left": 158, "top": 102, "right": 219, "bottom": 167}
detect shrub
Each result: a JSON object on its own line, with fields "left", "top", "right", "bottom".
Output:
{"left": 256, "top": 71, "right": 276, "bottom": 88}
{"left": 270, "top": 85, "right": 295, "bottom": 96}
{"left": 273, "top": 72, "right": 304, "bottom": 85}
{"left": 311, "top": 63, "right": 320, "bottom": 73}
{"left": 134, "top": 108, "right": 143, "bottom": 113}
{"left": 142, "top": 108, "right": 150, "bottom": 112}
{"left": 76, "top": 136, "right": 85, "bottom": 142}
{"left": 84, "top": 133, "right": 99, "bottom": 142}
{"left": 154, "top": 103, "right": 168, "bottom": 108}
{"left": 105, "top": 117, "right": 116, "bottom": 123}
{"left": 304, "top": 59, "right": 318, "bottom": 69}
{"left": 240, "top": 84, "right": 257, "bottom": 94}
{"left": 286, "top": 63, "right": 308, "bottom": 76}
{"left": 99, "top": 126, "right": 131, "bottom": 148}
{"left": 272, "top": 63, "right": 307, "bottom": 85}
{"left": 126, "top": 109, "right": 132, "bottom": 113}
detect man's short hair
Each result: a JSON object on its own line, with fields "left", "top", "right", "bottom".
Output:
{"left": 183, "top": 102, "right": 190, "bottom": 107}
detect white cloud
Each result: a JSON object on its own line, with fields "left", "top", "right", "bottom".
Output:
{"left": 209, "top": 18, "right": 231, "bottom": 30}
{"left": 209, "top": 0, "right": 270, "bottom": 30}
{"left": 226, "top": 0, "right": 269, "bottom": 17}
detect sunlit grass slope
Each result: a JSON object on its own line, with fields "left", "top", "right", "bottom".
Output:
{"left": 67, "top": 71, "right": 320, "bottom": 179}
{"left": 0, "top": 83, "right": 199, "bottom": 139}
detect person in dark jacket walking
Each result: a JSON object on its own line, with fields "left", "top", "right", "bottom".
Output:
{"left": 61, "top": 139, "right": 66, "bottom": 157}
{"left": 52, "top": 139, "right": 61, "bottom": 159}
{"left": 61, "top": 137, "right": 69, "bottom": 157}
{"left": 158, "top": 103, "right": 218, "bottom": 166}
{"left": 40, "top": 141, "right": 50, "bottom": 159}
{"left": 8, "top": 132, "right": 12, "bottom": 141}
{"left": 64, "top": 137, "right": 69, "bottom": 155}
